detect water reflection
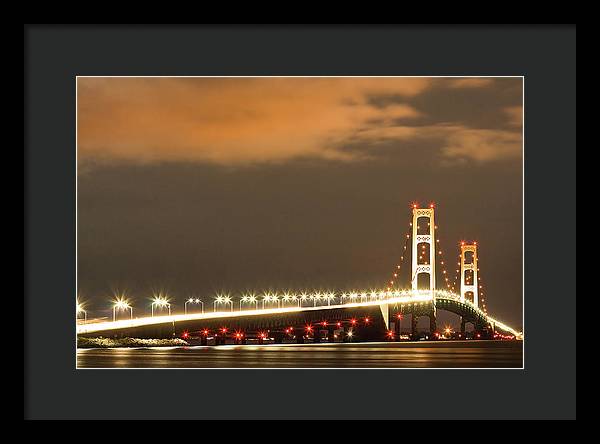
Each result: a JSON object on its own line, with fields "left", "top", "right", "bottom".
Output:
{"left": 77, "top": 340, "right": 523, "bottom": 369}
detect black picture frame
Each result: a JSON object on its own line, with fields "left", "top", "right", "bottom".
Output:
{"left": 24, "top": 24, "right": 576, "bottom": 420}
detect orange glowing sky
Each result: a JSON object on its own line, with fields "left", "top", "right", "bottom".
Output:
{"left": 77, "top": 77, "right": 522, "bottom": 167}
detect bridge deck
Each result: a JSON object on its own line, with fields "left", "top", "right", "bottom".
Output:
{"left": 77, "top": 292, "right": 521, "bottom": 338}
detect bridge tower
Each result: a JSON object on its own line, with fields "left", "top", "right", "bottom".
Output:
{"left": 411, "top": 205, "right": 436, "bottom": 296}
{"left": 460, "top": 242, "right": 479, "bottom": 307}
{"left": 410, "top": 205, "right": 437, "bottom": 336}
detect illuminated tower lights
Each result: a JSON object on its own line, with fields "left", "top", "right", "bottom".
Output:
{"left": 411, "top": 204, "right": 436, "bottom": 297}
{"left": 460, "top": 242, "right": 479, "bottom": 308}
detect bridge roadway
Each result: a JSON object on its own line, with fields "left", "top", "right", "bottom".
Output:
{"left": 77, "top": 291, "right": 522, "bottom": 340}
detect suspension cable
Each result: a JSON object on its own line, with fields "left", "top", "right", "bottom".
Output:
{"left": 385, "top": 216, "right": 412, "bottom": 291}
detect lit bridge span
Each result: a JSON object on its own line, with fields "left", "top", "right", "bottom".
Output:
{"left": 77, "top": 290, "right": 522, "bottom": 341}
{"left": 76, "top": 204, "right": 523, "bottom": 343}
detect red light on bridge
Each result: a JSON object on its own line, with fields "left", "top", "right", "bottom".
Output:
{"left": 202, "top": 329, "right": 209, "bottom": 336}
{"left": 305, "top": 325, "right": 313, "bottom": 332}
{"left": 429, "top": 202, "right": 435, "bottom": 208}
{"left": 412, "top": 202, "right": 419, "bottom": 209}
{"left": 322, "top": 321, "right": 327, "bottom": 327}
{"left": 221, "top": 327, "right": 228, "bottom": 333}
{"left": 364, "top": 317, "right": 370, "bottom": 324}
{"left": 387, "top": 330, "right": 394, "bottom": 337}
{"left": 336, "top": 322, "right": 341, "bottom": 327}
{"left": 350, "top": 319, "right": 357, "bottom": 325}
{"left": 182, "top": 332, "right": 189, "bottom": 339}
{"left": 397, "top": 313, "right": 403, "bottom": 320}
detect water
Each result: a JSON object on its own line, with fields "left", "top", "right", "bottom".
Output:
{"left": 77, "top": 340, "right": 523, "bottom": 368}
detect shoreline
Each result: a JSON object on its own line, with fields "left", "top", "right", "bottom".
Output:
{"left": 77, "top": 337, "right": 522, "bottom": 349}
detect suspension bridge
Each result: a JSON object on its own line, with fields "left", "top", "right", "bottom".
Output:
{"left": 76, "top": 204, "right": 523, "bottom": 343}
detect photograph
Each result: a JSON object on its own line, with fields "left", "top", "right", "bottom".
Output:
{"left": 75, "top": 76, "right": 524, "bottom": 369}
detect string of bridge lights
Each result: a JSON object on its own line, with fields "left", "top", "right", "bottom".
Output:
{"left": 451, "top": 242, "right": 465, "bottom": 294}
{"left": 77, "top": 287, "right": 469, "bottom": 320}
{"left": 434, "top": 221, "right": 454, "bottom": 292}
{"left": 478, "top": 255, "right": 487, "bottom": 315}
{"left": 386, "top": 218, "right": 412, "bottom": 291}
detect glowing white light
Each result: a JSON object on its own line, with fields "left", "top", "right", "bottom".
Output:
{"left": 113, "top": 298, "right": 131, "bottom": 310}
{"left": 77, "top": 286, "right": 522, "bottom": 340}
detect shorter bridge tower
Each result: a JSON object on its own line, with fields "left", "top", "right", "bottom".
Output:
{"left": 460, "top": 242, "right": 479, "bottom": 308}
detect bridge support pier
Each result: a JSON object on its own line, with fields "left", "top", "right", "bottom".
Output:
{"left": 429, "top": 313, "right": 437, "bottom": 336}
{"left": 327, "top": 327, "right": 335, "bottom": 343}
{"left": 411, "top": 314, "right": 417, "bottom": 339}
{"left": 460, "top": 318, "right": 466, "bottom": 335}
{"left": 394, "top": 319, "right": 401, "bottom": 341}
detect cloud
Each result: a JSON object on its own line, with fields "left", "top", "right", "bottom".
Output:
{"left": 439, "top": 126, "right": 522, "bottom": 163}
{"left": 77, "top": 77, "right": 522, "bottom": 168}
{"left": 448, "top": 78, "right": 495, "bottom": 88}
{"left": 504, "top": 105, "right": 523, "bottom": 128}
{"left": 77, "top": 77, "right": 429, "bottom": 166}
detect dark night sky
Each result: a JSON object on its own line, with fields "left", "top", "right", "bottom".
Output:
{"left": 77, "top": 77, "right": 523, "bottom": 329}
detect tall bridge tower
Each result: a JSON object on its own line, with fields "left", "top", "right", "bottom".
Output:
{"left": 460, "top": 242, "right": 479, "bottom": 307}
{"left": 411, "top": 205, "right": 436, "bottom": 295}
{"left": 407, "top": 204, "right": 437, "bottom": 337}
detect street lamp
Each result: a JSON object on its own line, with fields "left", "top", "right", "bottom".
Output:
{"left": 112, "top": 297, "right": 132, "bottom": 321}
{"left": 76, "top": 301, "right": 87, "bottom": 323}
{"left": 185, "top": 297, "right": 204, "bottom": 315}
{"left": 151, "top": 295, "right": 171, "bottom": 317}
{"left": 300, "top": 292, "right": 309, "bottom": 307}
{"left": 262, "top": 294, "right": 279, "bottom": 309}
{"left": 325, "top": 292, "right": 336, "bottom": 306}
{"left": 214, "top": 295, "right": 233, "bottom": 312}
{"left": 223, "top": 296, "right": 233, "bottom": 312}
{"left": 240, "top": 294, "right": 258, "bottom": 310}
